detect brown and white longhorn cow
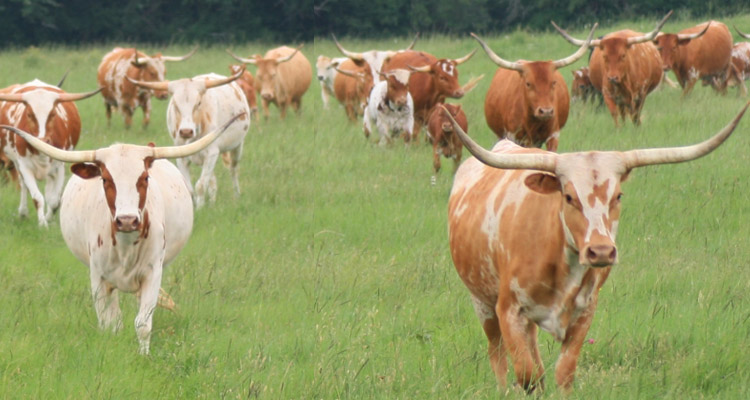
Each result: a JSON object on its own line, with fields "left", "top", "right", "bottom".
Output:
{"left": 128, "top": 70, "right": 250, "bottom": 209}
{"left": 97, "top": 47, "right": 196, "bottom": 129}
{"left": 0, "top": 80, "right": 100, "bottom": 227}
{"left": 553, "top": 13, "right": 670, "bottom": 126}
{"left": 653, "top": 21, "right": 733, "bottom": 96}
{"left": 381, "top": 49, "right": 478, "bottom": 141}
{"left": 2, "top": 114, "right": 244, "bottom": 355}
{"left": 227, "top": 46, "right": 312, "bottom": 120}
{"left": 727, "top": 27, "right": 750, "bottom": 96}
{"left": 229, "top": 64, "right": 259, "bottom": 117}
{"left": 444, "top": 102, "right": 748, "bottom": 392}
{"left": 426, "top": 102, "right": 467, "bottom": 184}
{"left": 473, "top": 25, "right": 596, "bottom": 151}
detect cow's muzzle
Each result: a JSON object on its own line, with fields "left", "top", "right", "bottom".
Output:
{"left": 115, "top": 214, "right": 140, "bottom": 232}
{"left": 583, "top": 244, "right": 617, "bottom": 267}
{"left": 535, "top": 107, "right": 555, "bottom": 119}
{"left": 179, "top": 129, "right": 194, "bottom": 139}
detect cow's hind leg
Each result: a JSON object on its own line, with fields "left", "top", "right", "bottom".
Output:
{"left": 90, "top": 270, "right": 122, "bottom": 333}
{"left": 473, "top": 296, "right": 508, "bottom": 387}
{"left": 224, "top": 144, "right": 243, "bottom": 196}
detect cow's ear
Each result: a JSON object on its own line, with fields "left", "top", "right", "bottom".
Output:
{"left": 71, "top": 163, "right": 101, "bottom": 179}
{"left": 524, "top": 173, "right": 560, "bottom": 194}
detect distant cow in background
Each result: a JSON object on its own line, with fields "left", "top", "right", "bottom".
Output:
{"left": 363, "top": 69, "right": 414, "bottom": 146}
{"left": 474, "top": 25, "right": 596, "bottom": 151}
{"left": 381, "top": 49, "right": 478, "bottom": 141}
{"left": 653, "top": 21, "right": 733, "bottom": 96}
{"left": 332, "top": 33, "right": 419, "bottom": 84}
{"left": 728, "top": 27, "right": 750, "bottom": 96}
{"left": 228, "top": 46, "right": 312, "bottom": 120}
{"left": 571, "top": 67, "right": 601, "bottom": 105}
{"left": 316, "top": 55, "right": 347, "bottom": 109}
{"left": 427, "top": 103, "right": 467, "bottom": 183}
{"left": 334, "top": 59, "right": 374, "bottom": 121}
{"left": 229, "top": 64, "right": 258, "bottom": 117}
{"left": 97, "top": 47, "right": 196, "bottom": 128}
{"left": 553, "top": 13, "right": 670, "bottom": 127}
{"left": 0, "top": 80, "right": 100, "bottom": 227}
{"left": 129, "top": 70, "right": 251, "bottom": 209}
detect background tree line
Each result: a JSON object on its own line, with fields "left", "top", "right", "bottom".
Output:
{"left": 0, "top": 0, "right": 747, "bottom": 48}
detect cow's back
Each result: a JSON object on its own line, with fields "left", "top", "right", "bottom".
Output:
{"left": 448, "top": 141, "right": 562, "bottom": 304}
{"left": 679, "top": 22, "right": 732, "bottom": 76}
{"left": 266, "top": 46, "right": 312, "bottom": 102}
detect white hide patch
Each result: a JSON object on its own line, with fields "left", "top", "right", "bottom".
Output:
{"left": 440, "top": 62, "right": 455, "bottom": 76}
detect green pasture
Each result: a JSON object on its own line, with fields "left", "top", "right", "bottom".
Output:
{"left": 2, "top": 13, "right": 750, "bottom": 399}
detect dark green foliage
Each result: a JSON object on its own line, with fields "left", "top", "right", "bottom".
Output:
{"left": 0, "top": 1, "right": 748, "bottom": 47}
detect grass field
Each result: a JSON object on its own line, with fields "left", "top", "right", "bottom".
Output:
{"left": 1, "top": 13, "right": 750, "bottom": 399}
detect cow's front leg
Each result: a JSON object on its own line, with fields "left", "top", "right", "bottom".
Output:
{"left": 135, "top": 264, "right": 162, "bottom": 355}
{"left": 555, "top": 295, "right": 599, "bottom": 392}
{"left": 473, "top": 297, "right": 508, "bottom": 387}
{"left": 498, "top": 300, "right": 545, "bottom": 393}
{"left": 89, "top": 269, "right": 122, "bottom": 332}
{"left": 194, "top": 149, "right": 220, "bottom": 209}
{"left": 141, "top": 96, "right": 152, "bottom": 129}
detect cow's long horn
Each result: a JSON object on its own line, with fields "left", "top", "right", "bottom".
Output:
{"left": 460, "top": 74, "right": 484, "bottom": 94}
{"left": 677, "top": 22, "right": 711, "bottom": 41}
{"left": 408, "top": 64, "right": 432, "bottom": 73}
{"left": 57, "top": 87, "right": 102, "bottom": 102}
{"left": 152, "top": 112, "right": 247, "bottom": 159}
{"left": 332, "top": 34, "right": 365, "bottom": 61}
{"left": 205, "top": 68, "right": 244, "bottom": 89}
{"left": 735, "top": 25, "right": 750, "bottom": 40}
{"left": 441, "top": 106, "right": 557, "bottom": 172}
{"left": 471, "top": 33, "right": 523, "bottom": 72}
{"left": 0, "top": 93, "right": 26, "bottom": 102}
{"left": 0, "top": 125, "right": 95, "bottom": 162}
{"left": 126, "top": 76, "right": 169, "bottom": 91}
{"left": 550, "top": 21, "right": 601, "bottom": 47}
{"left": 622, "top": 101, "right": 749, "bottom": 169}
{"left": 334, "top": 66, "right": 365, "bottom": 79}
{"left": 57, "top": 69, "right": 70, "bottom": 88}
{"left": 161, "top": 46, "right": 198, "bottom": 62}
{"left": 626, "top": 10, "right": 674, "bottom": 45}
{"left": 553, "top": 23, "right": 598, "bottom": 69}
{"left": 275, "top": 45, "right": 303, "bottom": 64}
{"left": 453, "top": 49, "right": 477, "bottom": 65}
{"left": 406, "top": 32, "right": 420, "bottom": 50}
{"left": 226, "top": 49, "right": 257, "bottom": 65}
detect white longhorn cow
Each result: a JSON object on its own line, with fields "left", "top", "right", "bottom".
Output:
{"left": 128, "top": 70, "right": 250, "bottom": 208}
{"left": 2, "top": 114, "right": 245, "bottom": 354}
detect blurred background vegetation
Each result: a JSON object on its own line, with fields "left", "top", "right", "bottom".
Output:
{"left": 0, "top": 0, "right": 748, "bottom": 47}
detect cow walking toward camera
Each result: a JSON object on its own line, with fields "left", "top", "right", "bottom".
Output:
{"left": 363, "top": 69, "right": 414, "bottom": 145}
{"left": 427, "top": 103, "right": 466, "bottom": 183}
{"left": 334, "top": 59, "right": 374, "bottom": 121}
{"left": 129, "top": 70, "right": 250, "bottom": 208}
{"left": 97, "top": 47, "right": 196, "bottom": 128}
{"left": 0, "top": 80, "right": 100, "bottom": 227}
{"left": 445, "top": 101, "right": 748, "bottom": 393}
{"left": 2, "top": 114, "right": 245, "bottom": 355}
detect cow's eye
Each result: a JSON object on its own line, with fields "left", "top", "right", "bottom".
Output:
{"left": 565, "top": 194, "right": 573, "bottom": 204}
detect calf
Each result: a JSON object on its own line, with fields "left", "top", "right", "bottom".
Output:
{"left": 427, "top": 103, "right": 466, "bottom": 183}
{"left": 363, "top": 69, "right": 414, "bottom": 146}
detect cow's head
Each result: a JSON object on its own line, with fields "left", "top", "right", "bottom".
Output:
{"left": 653, "top": 23, "right": 711, "bottom": 71}
{"left": 316, "top": 55, "right": 344, "bottom": 84}
{"left": 332, "top": 33, "right": 419, "bottom": 83}
{"left": 472, "top": 25, "right": 596, "bottom": 120}
{"left": 1, "top": 113, "right": 244, "bottom": 236}
{"left": 128, "top": 70, "right": 243, "bottom": 140}
{"left": 443, "top": 100, "right": 747, "bottom": 267}
{"left": 227, "top": 46, "right": 302, "bottom": 103}
{"left": 130, "top": 47, "right": 197, "bottom": 100}
{"left": 438, "top": 103, "right": 463, "bottom": 134}
{"left": 379, "top": 69, "right": 412, "bottom": 111}
{"left": 0, "top": 81, "right": 100, "bottom": 141}
{"left": 407, "top": 50, "right": 476, "bottom": 99}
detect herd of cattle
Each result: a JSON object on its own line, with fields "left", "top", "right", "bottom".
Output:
{"left": 1, "top": 10, "right": 749, "bottom": 393}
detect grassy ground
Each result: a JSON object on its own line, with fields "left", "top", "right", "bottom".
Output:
{"left": 1, "top": 13, "right": 750, "bottom": 399}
